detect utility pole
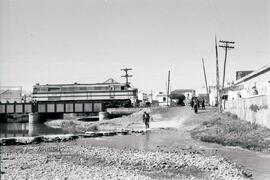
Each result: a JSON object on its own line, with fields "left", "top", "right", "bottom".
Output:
{"left": 121, "top": 68, "right": 133, "bottom": 87}
{"left": 150, "top": 90, "right": 153, "bottom": 103}
{"left": 167, "top": 70, "right": 170, "bottom": 106}
{"left": 219, "top": 40, "right": 235, "bottom": 98}
{"left": 215, "top": 36, "right": 221, "bottom": 112}
{"left": 202, "top": 58, "right": 209, "bottom": 103}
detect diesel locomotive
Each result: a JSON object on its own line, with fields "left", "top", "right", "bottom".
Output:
{"left": 32, "top": 79, "right": 138, "bottom": 108}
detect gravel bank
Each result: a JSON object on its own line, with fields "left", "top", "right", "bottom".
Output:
{"left": 0, "top": 134, "right": 79, "bottom": 146}
{"left": 1, "top": 140, "right": 247, "bottom": 180}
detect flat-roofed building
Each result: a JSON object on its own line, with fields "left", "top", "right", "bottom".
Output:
{"left": 229, "top": 63, "right": 270, "bottom": 99}
{"left": 0, "top": 86, "right": 22, "bottom": 103}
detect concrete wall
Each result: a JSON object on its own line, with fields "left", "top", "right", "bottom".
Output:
{"left": 225, "top": 95, "right": 270, "bottom": 128}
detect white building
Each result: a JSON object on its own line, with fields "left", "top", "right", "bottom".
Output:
{"left": 138, "top": 91, "right": 148, "bottom": 102}
{"left": 138, "top": 91, "right": 153, "bottom": 103}
{"left": 153, "top": 92, "right": 171, "bottom": 106}
{"left": 225, "top": 63, "right": 270, "bottom": 128}
{"left": 228, "top": 63, "right": 270, "bottom": 100}
{"left": 0, "top": 86, "right": 23, "bottom": 103}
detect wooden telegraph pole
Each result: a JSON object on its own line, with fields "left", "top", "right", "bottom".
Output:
{"left": 215, "top": 36, "right": 221, "bottom": 112}
{"left": 121, "top": 68, "right": 133, "bottom": 87}
{"left": 202, "top": 58, "right": 209, "bottom": 102}
{"left": 219, "top": 40, "right": 235, "bottom": 98}
{"left": 167, "top": 70, "right": 171, "bottom": 106}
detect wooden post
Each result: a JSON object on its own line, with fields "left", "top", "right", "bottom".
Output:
{"left": 215, "top": 36, "right": 221, "bottom": 112}
{"left": 167, "top": 70, "right": 171, "bottom": 106}
{"left": 202, "top": 58, "right": 209, "bottom": 103}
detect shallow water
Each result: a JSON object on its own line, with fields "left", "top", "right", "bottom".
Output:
{"left": 0, "top": 123, "right": 69, "bottom": 138}
{"left": 80, "top": 129, "right": 270, "bottom": 180}
{"left": 1, "top": 106, "right": 270, "bottom": 179}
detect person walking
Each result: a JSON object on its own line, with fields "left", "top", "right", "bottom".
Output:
{"left": 201, "top": 98, "right": 205, "bottom": 110}
{"left": 193, "top": 98, "right": 199, "bottom": 113}
{"left": 143, "top": 111, "right": 150, "bottom": 129}
{"left": 190, "top": 98, "right": 194, "bottom": 109}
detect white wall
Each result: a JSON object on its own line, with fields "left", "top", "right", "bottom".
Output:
{"left": 225, "top": 95, "right": 270, "bottom": 128}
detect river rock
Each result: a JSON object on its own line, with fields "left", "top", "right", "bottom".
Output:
{"left": 0, "top": 138, "right": 16, "bottom": 145}
{"left": 42, "top": 134, "right": 78, "bottom": 142}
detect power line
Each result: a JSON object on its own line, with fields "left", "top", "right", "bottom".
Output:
{"left": 237, "top": 49, "right": 270, "bottom": 54}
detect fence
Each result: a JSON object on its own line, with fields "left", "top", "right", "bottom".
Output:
{"left": 225, "top": 95, "right": 270, "bottom": 128}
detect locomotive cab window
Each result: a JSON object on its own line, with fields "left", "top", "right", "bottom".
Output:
{"left": 48, "top": 87, "right": 60, "bottom": 92}
{"left": 40, "top": 87, "right": 48, "bottom": 92}
{"left": 121, "top": 86, "right": 125, "bottom": 90}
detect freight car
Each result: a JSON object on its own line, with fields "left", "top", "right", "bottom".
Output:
{"left": 32, "top": 79, "right": 138, "bottom": 108}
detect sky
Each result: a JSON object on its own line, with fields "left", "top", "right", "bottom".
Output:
{"left": 0, "top": 0, "right": 269, "bottom": 93}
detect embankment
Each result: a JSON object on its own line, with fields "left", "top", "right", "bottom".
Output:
{"left": 191, "top": 111, "right": 270, "bottom": 153}
{"left": 46, "top": 106, "right": 169, "bottom": 133}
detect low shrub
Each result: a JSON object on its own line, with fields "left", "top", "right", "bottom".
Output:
{"left": 88, "top": 124, "right": 98, "bottom": 131}
{"left": 191, "top": 113, "right": 270, "bottom": 152}
{"left": 231, "top": 114, "right": 238, "bottom": 120}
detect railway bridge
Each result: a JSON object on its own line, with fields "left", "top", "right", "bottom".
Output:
{"left": 0, "top": 79, "right": 138, "bottom": 123}
{"left": 0, "top": 101, "right": 103, "bottom": 123}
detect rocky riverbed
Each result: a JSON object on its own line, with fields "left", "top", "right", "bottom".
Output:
{"left": 0, "top": 138, "right": 247, "bottom": 180}
{"left": 0, "top": 107, "right": 259, "bottom": 179}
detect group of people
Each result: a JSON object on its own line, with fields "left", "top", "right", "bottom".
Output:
{"left": 142, "top": 97, "right": 206, "bottom": 129}
{"left": 190, "top": 97, "right": 205, "bottom": 113}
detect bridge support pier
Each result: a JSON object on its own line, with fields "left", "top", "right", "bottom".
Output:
{"left": 99, "top": 112, "right": 109, "bottom": 121}
{"left": 28, "top": 113, "right": 40, "bottom": 124}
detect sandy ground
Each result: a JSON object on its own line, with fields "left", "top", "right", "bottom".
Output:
{"left": 45, "top": 107, "right": 169, "bottom": 133}
{"left": 0, "top": 107, "right": 250, "bottom": 180}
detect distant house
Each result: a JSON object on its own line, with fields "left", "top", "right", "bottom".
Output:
{"left": 171, "top": 89, "right": 195, "bottom": 101}
{"left": 137, "top": 91, "right": 153, "bottom": 104}
{"left": 0, "top": 86, "right": 23, "bottom": 103}
{"left": 153, "top": 92, "right": 171, "bottom": 106}
{"left": 228, "top": 63, "right": 270, "bottom": 100}
{"left": 138, "top": 91, "right": 148, "bottom": 102}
